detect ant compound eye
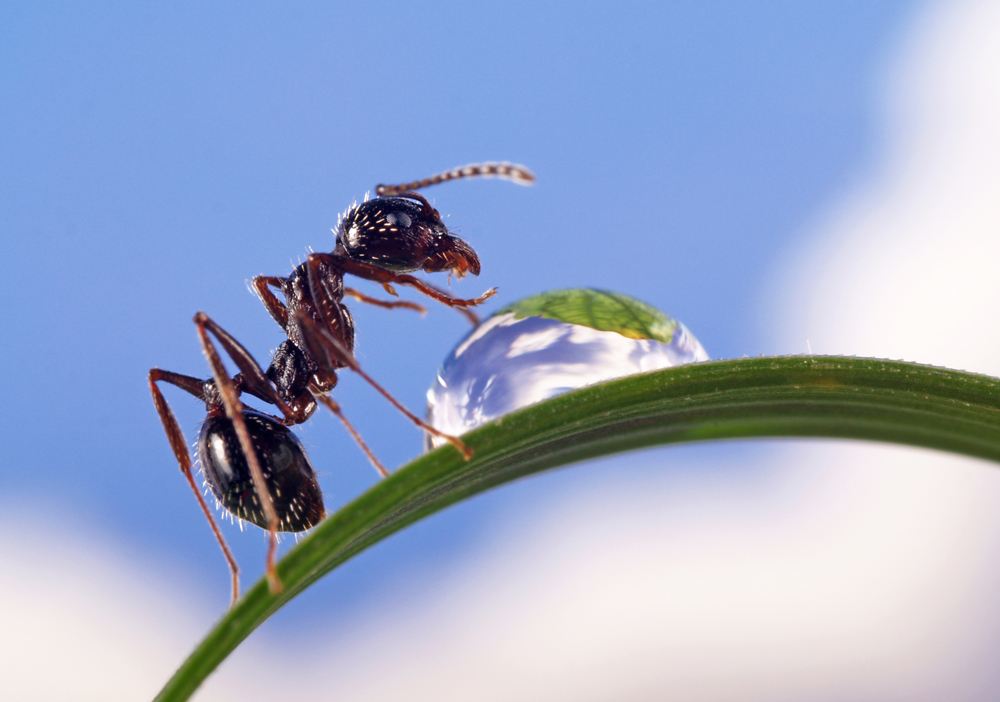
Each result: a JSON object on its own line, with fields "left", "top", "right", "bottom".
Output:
{"left": 384, "top": 211, "right": 412, "bottom": 229}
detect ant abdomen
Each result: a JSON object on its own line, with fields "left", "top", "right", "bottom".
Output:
{"left": 198, "top": 409, "right": 325, "bottom": 532}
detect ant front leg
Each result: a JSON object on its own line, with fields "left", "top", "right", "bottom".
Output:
{"left": 193, "top": 312, "right": 284, "bottom": 594}
{"left": 255, "top": 275, "right": 426, "bottom": 329}
{"left": 380, "top": 278, "right": 481, "bottom": 326}
{"left": 252, "top": 275, "right": 290, "bottom": 330}
{"left": 344, "top": 287, "right": 426, "bottom": 314}
{"left": 147, "top": 368, "right": 241, "bottom": 605}
{"left": 310, "top": 252, "right": 495, "bottom": 322}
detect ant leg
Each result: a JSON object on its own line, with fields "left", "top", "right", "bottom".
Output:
{"left": 310, "top": 252, "right": 496, "bottom": 312}
{"left": 193, "top": 312, "right": 283, "bottom": 594}
{"left": 148, "top": 368, "right": 241, "bottom": 605}
{"left": 382, "top": 278, "right": 481, "bottom": 326}
{"left": 247, "top": 279, "right": 372, "bottom": 431}
{"left": 295, "top": 298, "right": 473, "bottom": 459}
{"left": 304, "top": 255, "right": 474, "bottom": 457}
{"left": 312, "top": 393, "right": 390, "bottom": 478}
{"left": 254, "top": 274, "right": 430, "bottom": 328}
{"left": 195, "top": 312, "right": 293, "bottom": 416}
{"left": 379, "top": 272, "right": 496, "bottom": 311}
{"left": 251, "top": 276, "right": 290, "bottom": 330}
{"left": 346, "top": 248, "right": 477, "bottom": 324}
{"left": 343, "top": 287, "right": 426, "bottom": 314}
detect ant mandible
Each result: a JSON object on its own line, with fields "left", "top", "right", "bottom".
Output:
{"left": 148, "top": 162, "right": 535, "bottom": 604}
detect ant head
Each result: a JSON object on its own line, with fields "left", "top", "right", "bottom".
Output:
{"left": 335, "top": 194, "right": 481, "bottom": 277}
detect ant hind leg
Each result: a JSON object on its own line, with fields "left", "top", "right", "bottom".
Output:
{"left": 193, "top": 312, "right": 284, "bottom": 594}
{"left": 148, "top": 368, "right": 241, "bottom": 606}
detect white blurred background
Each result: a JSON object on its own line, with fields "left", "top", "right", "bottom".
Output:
{"left": 5, "top": 1, "right": 1000, "bottom": 700}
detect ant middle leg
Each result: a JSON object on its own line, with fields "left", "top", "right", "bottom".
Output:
{"left": 295, "top": 280, "right": 474, "bottom": 458}
{"left": 148, "top": 368, "right": 241, "bottom": 605}
{"left": 254, "top": 276, "right": 399, "bottom": 477}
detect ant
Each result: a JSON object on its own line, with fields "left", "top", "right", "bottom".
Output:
{"left": 148, "top": 162, "right": 535, "bottom": 604}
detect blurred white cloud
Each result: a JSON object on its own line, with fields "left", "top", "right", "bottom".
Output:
{"left": 0, "top": 515, "right": 210, "bottom": 701}
{"left": 7, "top": 0, "right": 1000, "bottom": 700}
{"left": 774, "top": 0, "right": 1000, "bottom": 370}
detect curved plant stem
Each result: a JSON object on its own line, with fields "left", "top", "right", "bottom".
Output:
{"left": 157, "top": 356, "right": 1000, "bottom": 700}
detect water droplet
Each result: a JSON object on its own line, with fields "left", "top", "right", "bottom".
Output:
{"left": 426, "top": 289, "right": 709, "bottom": 448}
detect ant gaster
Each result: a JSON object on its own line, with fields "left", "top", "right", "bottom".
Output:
{"left": 148, "top": 163, "right": 535, "bottom": 604}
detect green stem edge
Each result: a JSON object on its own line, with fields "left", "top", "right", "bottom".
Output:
{"left": 158, "top": 355, "right": 1000, "bottom": 700}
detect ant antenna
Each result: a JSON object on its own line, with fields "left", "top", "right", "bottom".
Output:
{"left": 375, "top": 162, "right": 536, "bottom": 196}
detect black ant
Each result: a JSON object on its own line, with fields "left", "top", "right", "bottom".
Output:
{"left": 148, "top": 163, "right": 535, "bottom": 604}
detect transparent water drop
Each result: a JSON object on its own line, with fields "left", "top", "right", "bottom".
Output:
{"left": 426, "top": 289, "right": 709, "bottom": 448}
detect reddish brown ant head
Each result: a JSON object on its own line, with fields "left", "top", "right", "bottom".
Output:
{"left": 336, "top": 196, "right": 481, "bottom": 277}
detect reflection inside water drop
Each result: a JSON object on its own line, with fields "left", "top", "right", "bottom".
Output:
{"left": 425, "top": 310, "right": 709, "bottom": 449}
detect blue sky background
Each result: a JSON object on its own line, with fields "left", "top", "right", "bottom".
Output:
{"left": 1, "top": 0, "right": 936, "bottom": 690}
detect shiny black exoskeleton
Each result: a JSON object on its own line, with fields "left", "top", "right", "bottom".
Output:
{"left": 199, "top": 410, "right": 324, "bottom": 531}
{"left": 338, "top": 197, "right": 481, "bottom": 276}
{"left": 147, "top": 162, "right": 534, "bottom": 603}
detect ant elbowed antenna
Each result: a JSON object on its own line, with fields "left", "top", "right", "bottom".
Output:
{"left": 148, "top": 162, "right": 535, "bottom": 605}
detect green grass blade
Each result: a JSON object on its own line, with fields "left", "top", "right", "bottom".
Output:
{"left": 157, "top": 356, "right": 1000, "bottom": 700}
